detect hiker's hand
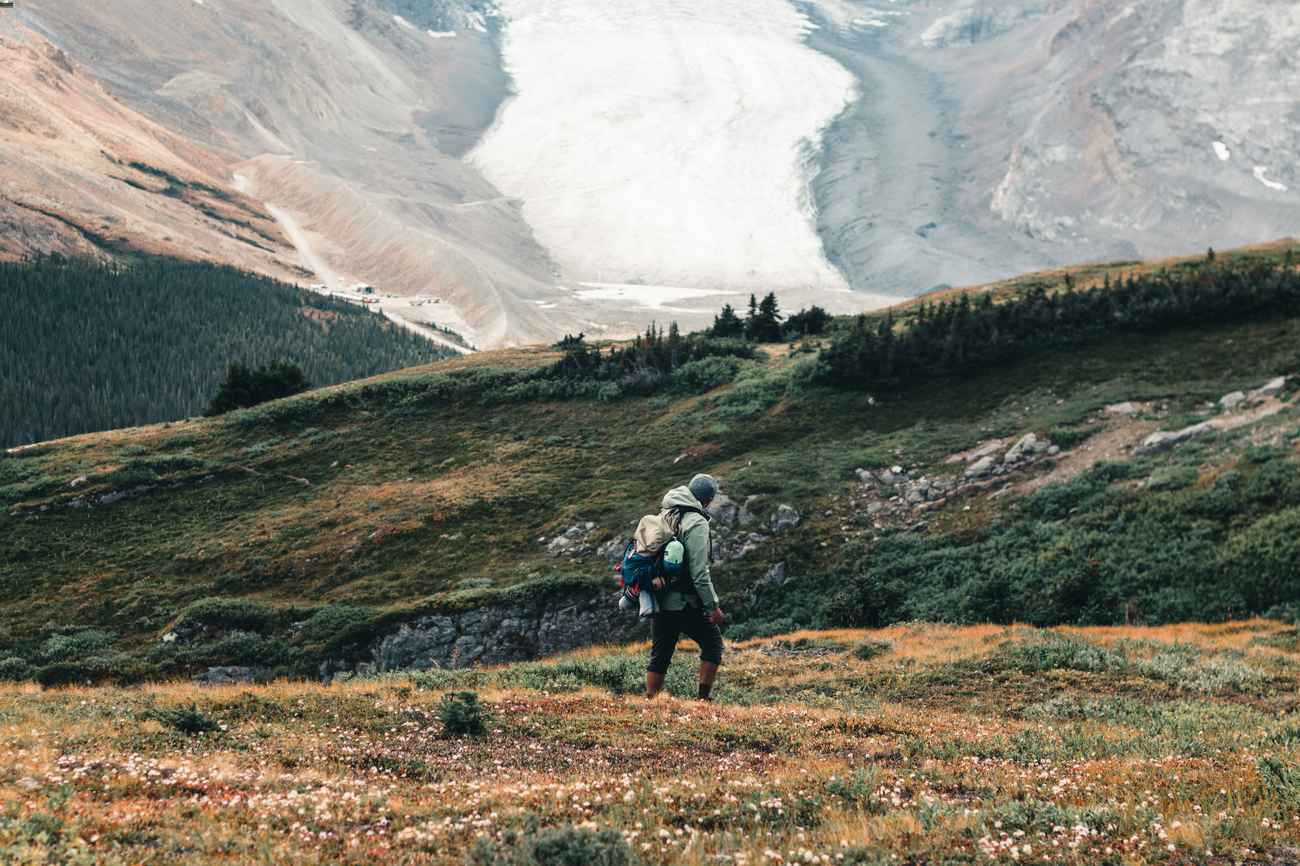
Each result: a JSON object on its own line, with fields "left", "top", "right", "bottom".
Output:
{"left": 707, "top": 607, "right": 725, "bottom": 625}
{"left": 652, "top": 578, "right": 666, "bottom": 591}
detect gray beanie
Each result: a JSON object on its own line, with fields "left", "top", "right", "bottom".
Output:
{"left": 688, "top": 473, "right": 718, "bottom": 506}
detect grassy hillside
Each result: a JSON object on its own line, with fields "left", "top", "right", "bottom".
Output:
{"left": 2, "top": 243, "right": 1299, "bottom": 682}
{"left": 0, "top": 255, "right": 454, "bottom": 449}
{"left": 1, "top": 622, "right": 1297, "bottom": 864}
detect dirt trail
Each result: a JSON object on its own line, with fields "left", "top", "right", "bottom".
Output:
{"left": 262, "top": 192, "right": 473, "bottom": 355}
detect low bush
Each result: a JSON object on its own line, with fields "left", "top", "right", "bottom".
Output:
{"left": 467, "top": 822, "right": 637, "bottom": 866}
{"left": 853, "top": 640, "right": 892, "bottom": 661}
{"left": 296, "top": 604, "right": 379, "bottom": 655}
{"left": 996, "top": 633, "right": 1119, "bottom": 674}
{"left": 438, "top": 691, "right": 489, "bottom": 738}
{"left": 38, "top": 629, "right": 116, "bottom": 663}
{"left": 177, "top": 597, "right": 276, "bottom": 633}
{"left": 500, "top": 656, "right": 645, "bottom": 696}
{"left": 36, "top": 654, "right": 153, "bottom": 688}
{"left": 147, "top": 703, "right": 220, "bottom": 735}
{"left": 0, "top": 656, "right": 33, "bottom": 682}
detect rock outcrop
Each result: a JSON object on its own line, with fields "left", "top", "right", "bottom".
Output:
{"left": 361, "top": 586, "right": 645, "bottom": 676}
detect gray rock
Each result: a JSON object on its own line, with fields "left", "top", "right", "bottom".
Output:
{"left": 738, "top": 495, "right": 763, "bottom": 528}
{"left": 1105, "top": 402, "right": 1141, "bottom": 416}
{"left": 1004, "top": 433, "right": 1048, "bottom": 464}
{"left": 195, "top": 666, "right": 260, "bottom": 685}
{"left": 965, "top": 455, "right": 998, "bottom": 479}
{"left": 1047, "top": 445, "right": 1061, "bottom": 456}
{"left": 760, "top": 562, "right": 787, "bottom": 588}
{"left": 854, "top": 468, "right": 874, "bottom": 484}
{"left": 547, "top": 535, "right": 576, "bottom": 555}
{"left": 1219, "top": 391, "right": 1247, "bottom": 411}
{"left": 1137, "top": 422, "right": 1216, "bottom": 454}
{"left": 708, "top": 494, "right": 740, "bottom": 528}
{"left": 770, "top": 504, "right": 801, "bottom": 533}
{"left": 1254, "top": 376, "right": 1288, "bottom": 397}
{"left": 368, "top": 589, "right": 645, "bottom": 673}
{"left": 596, "top": 537, "right": 626, "bottom": 563}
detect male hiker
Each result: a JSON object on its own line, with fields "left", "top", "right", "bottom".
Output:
{"left": 646, "top": 473, "right": 726, "bottom": 701}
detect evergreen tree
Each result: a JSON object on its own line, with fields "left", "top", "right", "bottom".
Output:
{"left": 750, "top": 293, "right": 784, "bottom": 343}
{"left": 744, "top": 294, "right": 759, "bottom": 340}
{"left": 710, "top": 304, "right": 745, "bottom": 338}
{"left": 206, "top": 362, "right": 310, "bottom": 416}
{"left": 784, "top": 305, "right": 830, "bottom": 338}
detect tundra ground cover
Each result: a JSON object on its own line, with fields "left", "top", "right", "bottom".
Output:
{"left": 2, "top": 623, "right": 1297, "bottom": 864}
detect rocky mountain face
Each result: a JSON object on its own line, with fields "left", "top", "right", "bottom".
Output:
{"left": 806, "top": 0, "right": 1300, "bottom": 294}
{"left": 3, "top": 0, "right": 1297, "bottom": 346}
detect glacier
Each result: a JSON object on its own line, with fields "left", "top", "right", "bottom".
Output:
{"left": 471, "top": 0, "right": 857, "bottom": 292}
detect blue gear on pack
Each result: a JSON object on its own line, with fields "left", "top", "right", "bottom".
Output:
{"left": 617, "top": 542, "right": 662, "bottom": 620}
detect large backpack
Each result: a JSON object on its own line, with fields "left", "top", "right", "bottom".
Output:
{"left": 615, "top": 506, "right": 706, "bottom": 620}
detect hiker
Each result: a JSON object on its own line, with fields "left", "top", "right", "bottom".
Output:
{"left": 646, "top": 474, "right": 725, "bottom": 701}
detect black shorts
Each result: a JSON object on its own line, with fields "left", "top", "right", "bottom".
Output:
{"left": 647, "top": 606, "right": 724, "bottom": 673}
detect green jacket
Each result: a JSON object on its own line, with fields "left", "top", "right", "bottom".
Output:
{"left": 656, "top": 486, "right": 719, "bottom": 612}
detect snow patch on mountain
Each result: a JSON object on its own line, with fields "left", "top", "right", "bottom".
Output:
{"left": 1254, "top": 166, "right": 1288, "bottom": 193}
{"left": 471, "top": 0, "right": 856, "bottom": 292}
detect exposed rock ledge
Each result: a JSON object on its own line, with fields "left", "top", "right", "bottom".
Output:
{"left": 320, "top": 586, "right": 646, "bottom": 682}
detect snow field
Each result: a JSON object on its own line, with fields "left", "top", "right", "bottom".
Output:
{"left": 470, "top": 0, "right": 857, "bottom": 292}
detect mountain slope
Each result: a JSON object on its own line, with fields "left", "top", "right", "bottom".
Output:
{"left": 5, "top": 0, "right": 1297, "bottom": 344}
{"left": 2, "top": 243, "right": 1298, "bottom": 682}
{"left": 0, "top": 255, "right": 456, "bottom": 449}
{"left": 0, "top": 21, "right": 294, "bottom": 273}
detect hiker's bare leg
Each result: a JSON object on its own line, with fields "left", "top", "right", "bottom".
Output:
{"left": 646, "top": 672, "right": 666, "bottom": 699}
{"left": 697, "top": 661, "right": 718, "bottom": 701}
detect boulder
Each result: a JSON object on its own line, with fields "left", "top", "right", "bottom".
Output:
{"left": 1219, "top": 391, "right": 1247, "bottom": 411}
{"left": 1254, "top": 376, "right": 1288, "bottom": 398}
{"left": 854, "top": 468, "right": 874, "bottom": 484}
{"left": 596, "top": 537, "right": 626, "bottom": 563}
{"left": 708, "top": 494, "right": 740, "bottom": 528}
{"left": 547, "top": 535, "right": 576, "bottom": 555}
{"left": 965, "top": 455, "right": 998, "bottom": 479}
{"left": 1137, "top": 422, "right": 1216, "bottom": 454}
{"left": 1105, "top": 401, "right": 1141, "bottom": 416}
{"left": 760, "top": 562, "right": 786, "bottom": 589}
{"left": 738, "top": 496, "right": 763, "bottom": 528}
{"left": 195, "top": 666, "right": 260, "bottom": 685}
{"left": 1004, "top": 433, "right": 1048, "bottom": 464}
{"left": 769, "top": 504, "right": 801, "bottom": 533}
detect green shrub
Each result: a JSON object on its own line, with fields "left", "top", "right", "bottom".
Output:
{"left": 147, "top": 703, "right": 220, "bottom": 735}
{"left": 36, "top": 654, "right": 151, "bottom": 688}
{"left": 467, "top": 823, "right": 636, "bottom": 866}
{"left": 1257, "top": 756, "right": 1300, "bottom": 810}
{"left": 0, "top": 656, "right": 34, "bottom": 682}
{"left": 178, "top": 597, "right": 276, "bottom": 633}
{"left": 996, "top": 634, "right": 1119, "bottom": 674}
{"left": 297, "top": 604, "right": 379, "bottom": 654}
{"left": 38, "top": 629, "right": 116, "bottom": 663}
{"left": 1146, "top": 465, "right": 1198, "bottom": 491}
{"left": 853, "top": 640, "right": 892, "bottom": 661}
{"left": 671, "top": 356, "right": 742, "bottom": 392}
{"left": 1047, "top": 425, "right": 1100, "bottom": 449}
{"left": 438, "top": 691, "right": 489, "bottom": 738}
{"left": 501, "top": 656, "right": 645, "bottom": 696}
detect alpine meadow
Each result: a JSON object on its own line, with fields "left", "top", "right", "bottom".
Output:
{"left": 3, "top": 0, "right": 1300, "bottom": 862}
{"left": 3, "top": 242, "right": 1300, "bottom": 864}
